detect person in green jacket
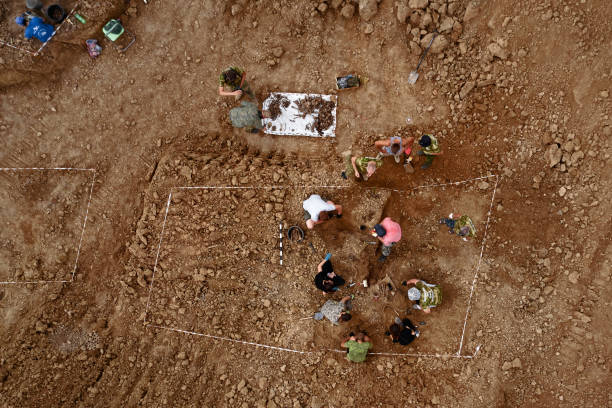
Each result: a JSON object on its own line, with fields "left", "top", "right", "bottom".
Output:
{"left": 341, "top": 332, "right": 372, "bottom": 363}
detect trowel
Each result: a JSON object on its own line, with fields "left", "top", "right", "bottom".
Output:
{"left": 408, "top": 31, "right": 438, "bottom": 85}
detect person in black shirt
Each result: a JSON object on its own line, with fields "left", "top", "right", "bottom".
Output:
{"left": 387, "top": 317, "right": 419, "bottom": 346}
{"left": 314, "top": 257, "right": 345, "bottom": 294}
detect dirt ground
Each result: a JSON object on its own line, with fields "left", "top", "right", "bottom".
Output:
{"left": 0, "top": 0, "right": 611, "bottom": 407}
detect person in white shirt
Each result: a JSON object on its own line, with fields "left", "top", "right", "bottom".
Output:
{"left": 302, "top": 194, "right": 343, "bottom": 229}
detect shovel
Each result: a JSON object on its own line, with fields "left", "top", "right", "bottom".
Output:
{"left": 408, "top": 31, "right": 438, "bottom": 85}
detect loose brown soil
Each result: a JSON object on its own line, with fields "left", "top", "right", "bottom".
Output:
{"left": 0, "top": 0, "right": 611, "bottom": 407}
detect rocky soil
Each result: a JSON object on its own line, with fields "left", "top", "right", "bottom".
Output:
{"left": 0, "top": 0, "right": 610, "bottom": 407}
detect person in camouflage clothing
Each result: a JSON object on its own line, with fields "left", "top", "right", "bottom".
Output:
{"left": 403, "top": 278, "right": 442, "bottom": 314}
{"left": 439, "top": 213, "right": 476, "bottom": 241}
{"left": 229, "top": 101, "right": 269, "bottom": 133}
{"left": 341, "top": 150, "right": 383, "bottom": 181}
{"left": 218, "top": 67, "right": 254, "bottom": 100}
{"left": 416, "top": 134, "right": 442, "bottom": 170}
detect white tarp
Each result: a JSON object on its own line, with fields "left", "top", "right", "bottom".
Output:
{"left": 262, "top": 92, "right": 337, "bottom": 138}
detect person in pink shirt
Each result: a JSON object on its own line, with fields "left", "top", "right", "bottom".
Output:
{"left": 371, "top": 217, "right": 402, "bottom": 262}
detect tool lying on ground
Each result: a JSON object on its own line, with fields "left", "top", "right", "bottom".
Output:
{"left": 408, "top": 30, "right": 438, "bottom": 85}
{"left": 286, "top": 226, "right": 304, "bottom": 242}
{"left": 336, "top": 74, "right": 364, "bottom": 90}
{"left": 102, "top": 19, "right": 135, "bottom": 52}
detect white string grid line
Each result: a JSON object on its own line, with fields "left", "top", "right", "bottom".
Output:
{"left": 0, "top": 2, "right": 80, "bottom": 56}
{"left": 457, "top": 174, "right": 500, "bottom": 355}
{"left": 143, "top": 192, "right": 172, "bottom": 325}
{"left": 0, "top": 167, "right": 96, "bottom": 285}
{"left": 144, "top": 175, "right": 498, "bottom": 358}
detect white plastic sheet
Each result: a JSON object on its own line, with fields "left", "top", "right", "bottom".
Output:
{"left": 262, "top": 92, "right": 337, "bottom": 138}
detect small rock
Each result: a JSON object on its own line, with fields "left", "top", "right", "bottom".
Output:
{"left": 463, "top": 1, "right": 480, "bottom": 21}
{"left": 558, "top": 186, "right": 566, "bottom": 197}
{"left": 330, "top": 0, "right": 343, "bottom": 9}
{"left": 431, "top": 395, "right": 440, "bottom": 405}
{"left": 420, "top": 33, "right": 448, "bottom": 54}
{"left": 359, "top": 0, "right": 378, "bottom": 21}
{"left": 439, "top": 17, "right": 455, "bottom": 32}
{"left": 543, "top": 286, "right": 554, "bottom": 295}
{"left": 231, "top": 4, "right": 242, "bottom": 16}
{"left": 340, "top": 4, "right": 355, "bottom": 18}
{"left": 478, "top": 181, "right": 490, "bottom": 190}
{"left": 265, "top": 203, "right": 273, "bottom": 212}
{"left": 409, "top": 0, "right": 429, "bottom": 9}
{"left": 397, "top": 1, "right": 410, "bottom": 23}
{"left": 363, "top": 23, "right": 374, "bottom": 34}
{"left": 35, "top": 320, "right": 47, "bottom": 333}
{"left": 599, "top": 90, "right": 609, "bottom": 98}
{"left": 263, "top": 299, "right": 271, "bottom": 307}
{"left": 177, "top": 351, "right": 187, "bottom": 360}
{"left": 459, "top": 81, "right": 476, "bottom": 99}
{"left": 568, "top": 272, "right": 579, "bottom": 284}
{"left": 317, "top": 2, "right": 328, "bottom": 13}
{"left": 272, "top": 47, "right": 284, "bottom": 58}
{"left": 502, "top": 361, "right": 512, "bottom": 371}
{"left": 511, "top": 358, "right": 522, "bottom": 368}
{"left": 488, "top": 42, "right": 508, "bottom": 60}
{"left": 546, "top": 144, "right": 562, "bottom": 167}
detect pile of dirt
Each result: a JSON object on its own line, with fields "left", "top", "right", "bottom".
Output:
{"left": 296, "top": 95, "right": 335, "bottom": 134}
{"left": 267, "top": 94, "right": 290, "bottom": 120}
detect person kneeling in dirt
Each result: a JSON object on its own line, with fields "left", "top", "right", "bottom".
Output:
{"left": 416, "top": 134, "right": 442, "bottom": 170}
{"left": 218, "top": 67, "right": 254, "bottom": 100}
{"left": 229, "top": 101, "right": 270, "bottom": 133}
{"left": 371, "top": 217, "right": 402, "bottom": 262}
{"left": 374, "top": 135, "right": 414, "bottom": 164}
{"left": 403, "top": 278, "right": 442, "bottom": 314}
{"left": 439, "top": 213, "right": 476, "bottom": 241}
{"left": 315, "top": 296, "right": 352, "bottom": 325}
{"left": 302, "top": 194, "right": 343, "bottom": 229}
{"left": 314, "top": 255, "right": 345, "bottom": 294}
{"left": 15, "top": 14, "right": 54, "bottom": 44}
{"left": 341, "top": 150, "right": 382, "bottom": 181}
{"left": 342, "top": 332, "right": 372, "bottom": 363}
{"left": 386, "top": 317, "right": 419, "bottom": 346}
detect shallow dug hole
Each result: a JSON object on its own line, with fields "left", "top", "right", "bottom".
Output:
{"left": 146, "top": 181, "right": 496, "bottom": 356}
{"left": 0, "top": 169, "right": 94, "bottom": 282}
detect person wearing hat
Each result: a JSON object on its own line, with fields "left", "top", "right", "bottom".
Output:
{"left": 416, "top": 134, "right": 442, "bottom": 170}
{"left": 229, "top": 101, "right": 270, "bottom": 133}
{"left": 371, "top": 217, "right": 402, "bottom": 262}
{"left": 315, "top": 295, "right": 352, "bottom": 325}
{"left": 15, "top": 14, "right": 54, "bottom": 43}
{"left": 302, "top": 194, "right": 342, "bottom": 229}
{"left": 403, "top": 278, "right": 442, "bottom": 314}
